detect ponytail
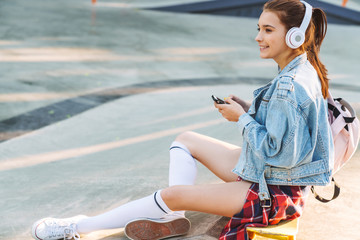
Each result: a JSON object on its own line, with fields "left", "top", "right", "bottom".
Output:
{"left": 304, "top": 8, "right": 329, "bottom": 98}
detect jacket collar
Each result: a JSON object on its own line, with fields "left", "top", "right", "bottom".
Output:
{"left": 278, "top": 53, "right": 307, "bottom": 75}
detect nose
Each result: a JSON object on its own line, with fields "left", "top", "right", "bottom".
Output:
{"left": 255, "top": 31, "right": 262, "bottom": 42}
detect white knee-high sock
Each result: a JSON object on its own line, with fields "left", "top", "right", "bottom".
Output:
{"left": 168, "top": 141, "right": 197, "bottom": 218}
{"left": 169, "top": 141, "right": 197, "bottom": 186}
{"left": 76, "top": 190, "right": 171, "bottom": 234}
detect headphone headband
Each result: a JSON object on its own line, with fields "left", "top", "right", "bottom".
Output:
{"left": 299, "top": 1, "right": 313, "bottom": 33}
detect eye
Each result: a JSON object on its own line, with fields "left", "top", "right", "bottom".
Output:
{"left": 265, "top": 28, "right": 273, "bottom": 33}
{"left": 257, "top": 27, "right": 260, "bottom": 32}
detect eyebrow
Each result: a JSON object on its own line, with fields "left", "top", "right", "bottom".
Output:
{"left": 257, "top": 24, "right": 276, "bottom": 28}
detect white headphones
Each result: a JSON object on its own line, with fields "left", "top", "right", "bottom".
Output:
{"left": 285, "top": 1, "right": 313, "bottom": 49}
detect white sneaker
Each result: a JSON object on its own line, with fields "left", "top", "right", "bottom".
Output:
{"left": 31, "top": 215, "right": 87, "bottom": 240}
{"left": 124, "top": 216, "right": 191, "bottom": 240}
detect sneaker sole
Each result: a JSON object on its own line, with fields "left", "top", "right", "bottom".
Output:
{"left": 124, "top": 218, "right": 191, "bottom": 240}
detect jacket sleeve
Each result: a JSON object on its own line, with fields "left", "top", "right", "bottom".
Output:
{"left": 238, "top": 97, "right": 311, "bottom": 168}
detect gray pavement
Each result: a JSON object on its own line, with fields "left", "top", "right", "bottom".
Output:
{"left": 0, "top": 0, "right": 359, "bottom": 239}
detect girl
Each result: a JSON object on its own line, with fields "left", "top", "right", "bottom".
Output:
{"left": 31, "top": 0, "right": 333, "bottom": 239}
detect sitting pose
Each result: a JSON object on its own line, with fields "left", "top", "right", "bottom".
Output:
{"left": 31, "top": 0, "right": 333, "bottom": 239}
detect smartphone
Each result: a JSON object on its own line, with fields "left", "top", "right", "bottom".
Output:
{"left": 212, "top": 95, "right": 227, "bottom": 104}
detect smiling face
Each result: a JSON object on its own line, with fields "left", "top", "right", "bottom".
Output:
{"left": 255, "top": 10, "right": 297, "bottom": 70}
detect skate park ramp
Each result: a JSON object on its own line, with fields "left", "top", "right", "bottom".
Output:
{"left": 149, "top": 0, "right": 360, "bottom": 25}
{"left": 0, "top": 0, "right": 359, "bottom": 239}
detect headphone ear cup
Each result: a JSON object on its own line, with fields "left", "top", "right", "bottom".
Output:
{"left": 286, "top": 27, "right": 305, "bottom": 49}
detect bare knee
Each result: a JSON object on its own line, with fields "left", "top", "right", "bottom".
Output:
{"left": 175, "top": 131, "right": 196, "bottom": 145}
{"left": 175, "top": 131, "right": 197, "bottom": 154}
{"left": 161, "top": 186, "right": 186, "bottom": 211}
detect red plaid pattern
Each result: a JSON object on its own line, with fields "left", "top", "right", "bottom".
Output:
{"left": 219, "top": 178, "right": 309, "bottom": 240}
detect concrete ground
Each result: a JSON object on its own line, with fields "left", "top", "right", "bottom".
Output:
{"left": 0, "top": 0, "right": 359, "bottom": 239}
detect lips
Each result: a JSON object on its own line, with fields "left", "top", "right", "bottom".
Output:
{"left": 259, "top": 45, "right": 269, "bottom": 50}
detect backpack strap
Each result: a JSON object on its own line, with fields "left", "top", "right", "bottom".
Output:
{"left": 311, "top": 178, "right": 340, "bottom": 203}
{"left": 328, "top": 98, "right": 356, "bottom": 131}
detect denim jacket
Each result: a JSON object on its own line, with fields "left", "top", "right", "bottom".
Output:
{"left": 233, "top": 53, "right": 334, "bottom": 207}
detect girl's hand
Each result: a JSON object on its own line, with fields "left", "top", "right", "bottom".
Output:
{"left": 214, "top": 97, "right": 246, "bottom": 122}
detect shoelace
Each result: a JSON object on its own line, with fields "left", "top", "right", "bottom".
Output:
{"left": 64, "top": 224, "right": 80, "bottom": 240}
{"left": 44, "top": 220, "right": 80, "bottom": 240}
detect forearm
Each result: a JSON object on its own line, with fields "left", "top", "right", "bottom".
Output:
{"left": 229, "top": 95, "right": 251, "bottom": 112}
{"left": 237, "top": 99, "right": 251, "bottom": 112}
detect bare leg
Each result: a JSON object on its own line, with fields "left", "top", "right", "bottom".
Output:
{"left": 175, "top": 131, "right": 241, "bottom": 182}
{"left": 162, "top": 181, "right": 252, "bottom": 217}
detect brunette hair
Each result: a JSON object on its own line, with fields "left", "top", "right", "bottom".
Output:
{"left": 264, "top": 0, "right": 329, "bottom": 98}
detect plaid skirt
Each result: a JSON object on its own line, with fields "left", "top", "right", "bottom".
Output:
{"left": 219, "top": 178, "right": 310, "bottom": 240}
